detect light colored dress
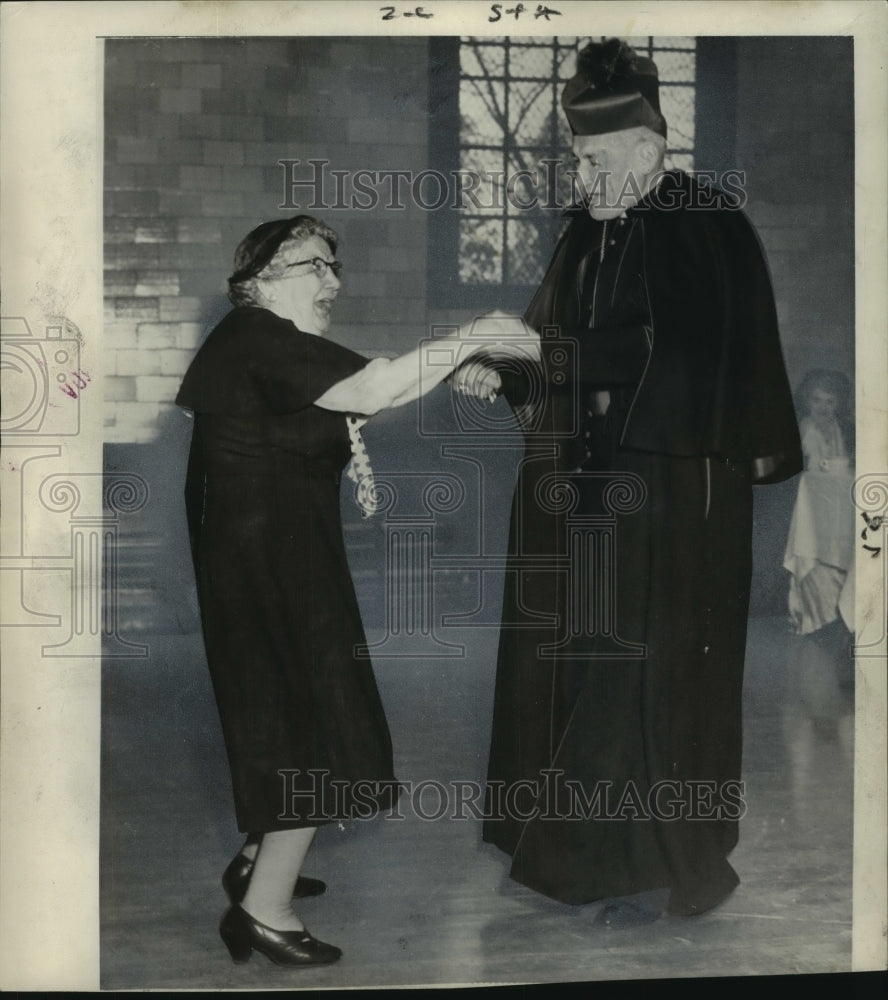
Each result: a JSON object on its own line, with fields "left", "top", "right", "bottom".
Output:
{"left": 783, "top": 416, "right": 854, "bottom": 634}
{"left": 799, "top": 416, "right": 848, "bottom": 472}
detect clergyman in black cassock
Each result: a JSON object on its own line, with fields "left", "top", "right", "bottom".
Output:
{"left": 480, "top": 40, "right": 802, "bottom": 918}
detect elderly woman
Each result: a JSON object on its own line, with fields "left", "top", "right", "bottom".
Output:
{"left": 176, "top": 214, "right": 537, "bottom": 968}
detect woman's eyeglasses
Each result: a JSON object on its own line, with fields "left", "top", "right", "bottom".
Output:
{"left": 282, "top": 257, "right": 343, "bottom": 278}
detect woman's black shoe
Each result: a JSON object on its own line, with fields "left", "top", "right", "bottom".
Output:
{"left": 219, "top": 904, "right": 342, "bottom": 966}
{"left": 222, "top": 852, "right": 326, "bottom": 903}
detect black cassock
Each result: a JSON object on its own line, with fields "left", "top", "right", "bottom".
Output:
{"left": 482, "top": 172, "right": 802, "bottom": 915}
{"left": 177, "top": 306, "right": 397, "bottom": 833}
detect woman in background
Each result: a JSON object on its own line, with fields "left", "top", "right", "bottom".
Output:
{"left": 784, "top": 368, "right": 854, "bottom": 636}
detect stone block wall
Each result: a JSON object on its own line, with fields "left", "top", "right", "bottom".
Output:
{"left": 735, "top": 35, "right": 854, "bottom": 388}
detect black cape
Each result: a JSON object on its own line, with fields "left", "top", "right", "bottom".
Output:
{"left": 177, "top": 306, "right": 398, "bottom": 832}
{"left": 482, "top": 172, "right": 802, "bottom": 914}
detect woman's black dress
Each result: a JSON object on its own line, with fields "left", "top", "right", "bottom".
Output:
{"left": 176, "top": 305, "right": 397, "bottom": 832}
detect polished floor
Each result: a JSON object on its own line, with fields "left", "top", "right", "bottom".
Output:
{"left": 100, "top": 612, "right": 855, "bottom": 990}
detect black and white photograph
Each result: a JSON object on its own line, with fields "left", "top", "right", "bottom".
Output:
{"left": 1, "top": 1, "right": 886, "bottom": 992}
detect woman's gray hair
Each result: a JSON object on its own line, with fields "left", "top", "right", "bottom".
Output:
{"left": 228, "top": 215, "right": 339, "bottom": 308}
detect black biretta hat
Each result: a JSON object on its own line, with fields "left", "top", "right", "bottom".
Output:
{"left": 562, "top": 39, "right": 667, "bottom": 139}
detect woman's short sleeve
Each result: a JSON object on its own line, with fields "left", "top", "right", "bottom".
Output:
{"left": 176, "top": 306, "right": 368, "bottom": 416}
{"left": 246, "top": 310, "right": 368, "bottom": 414}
